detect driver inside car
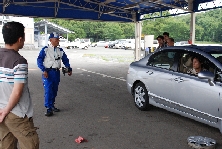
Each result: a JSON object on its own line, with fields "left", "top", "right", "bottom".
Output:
{"left": 187, "top": 56, "right": 207, "bottom": 75}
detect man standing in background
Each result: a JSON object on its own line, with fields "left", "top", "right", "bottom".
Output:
{"left": 37, "top": 32, "right": 72, "bottom": 117}
{"left": 163, "top": 32, "right": 170, "bottom": 46}
{"left": 156, "top": 35, "right": 166, "bottom": 50}
{"left": 167, "top": 38, "right": 175, "bottom": 47}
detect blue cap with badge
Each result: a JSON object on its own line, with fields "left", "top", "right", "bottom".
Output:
{"left": 49, "top": 32, "right": 59, "bottom": 39}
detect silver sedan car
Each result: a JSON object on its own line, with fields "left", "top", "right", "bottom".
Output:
{"left": 127, "top": 45, "right": 222, "bottom": 133}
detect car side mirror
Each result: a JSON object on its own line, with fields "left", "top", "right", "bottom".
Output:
{"left": 198, "top": 71, "right": 215, "bottom": 86}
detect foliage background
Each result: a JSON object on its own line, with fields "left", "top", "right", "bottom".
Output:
{"left": 34, "top": 9, "right": 222, "bottom": 43}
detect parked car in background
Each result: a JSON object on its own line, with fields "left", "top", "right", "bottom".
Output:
{"left": 127, "top": 45, "right": 222, "bottom": 133}
{"left": 66, "top": 40, "right": 88, "bottom": 49}
{"left": 112, "top": 39, "right": 130, "bottom": 49}
{"left": 113, "top": 41, "right": 125, "bottom": 49}
{"left": 123, "top": 40, "right": 135, "bottom": 50}
{"left": 91, "top": 42, "right": 97, "bottom": 47}
{"left": 66, "top": 41, "right": 79, "bottom": 49}
{"left": 175, "top": 41, "right": 190, "bottom": 46}
{"left": 65, "top": 38, "right": 90, "bottom": 49}
{"left": 108, "top": 40, "right": 118, "bottom": 48}
{"left": 78, "top": 41, "right": 89, "bottom": 49}
{"left": 92, "top": 41, "right": 109, "bottom": 47}
{"left": 59, "top": 38, "right": 69, "bottom": 48}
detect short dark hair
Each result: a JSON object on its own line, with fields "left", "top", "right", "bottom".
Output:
{"left": 168, "top": 37, "right": 174, "bottom": 42}
{"left": 163, "top": 32, "right": 169, "bottom": 37}
{"left": 2, "top": 21, "right": 25, "bottom": 45}
{"left": 156, "top": 35, "right": 164, "bottom": 40}
{"left": 191, "top": 55, "right": 203, "bottom": 63}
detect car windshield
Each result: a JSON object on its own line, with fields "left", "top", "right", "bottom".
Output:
{"left": 211, "top": 53, "right": 222, "bottom": 63}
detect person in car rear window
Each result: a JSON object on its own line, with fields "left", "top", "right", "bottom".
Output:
{"left": 187, "top": 56, "right": 207, "bottom": 75}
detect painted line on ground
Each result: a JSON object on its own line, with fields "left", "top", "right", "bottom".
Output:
{"left": 77, "top": 68, "right": 126, "bottom": 82}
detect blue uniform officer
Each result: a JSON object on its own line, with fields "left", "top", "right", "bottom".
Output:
{"left": 37, "top": 32, "right": 72, "bottom": 116}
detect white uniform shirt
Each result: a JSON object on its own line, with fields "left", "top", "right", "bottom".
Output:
{"left": 43, "top": 46, "right": 63, "bottom": 69}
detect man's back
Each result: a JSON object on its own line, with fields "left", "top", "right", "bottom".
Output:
{"left": 0, "top": 48, "right": 24, "bottom": 68}
{"left": 0, "top": 21, "right": 39, "bottom": 149}
{"left": 0, "top": 48, "right": 33, "bottom": 118}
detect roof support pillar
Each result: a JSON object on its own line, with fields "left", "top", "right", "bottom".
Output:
{"left": 37, "top": 25, "right": 40, "bottom": 47}
{"left": 134, "top": 21, "right": 142, "bottom": 61}
{"left": 45, "top": 23, "right": 48, "bottom": 46}
{"left": 189, "top": 12, "right": 196, "bottom": 44}
{"left": 188, "top": 0, "right": 195, "bottom": 44}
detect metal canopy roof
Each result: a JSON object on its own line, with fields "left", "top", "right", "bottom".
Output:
{"left": 34, "top": 20, "right": 74, "bottom": 34}
{"left": 0, "top": 0, "right": 221, "bottom": 22}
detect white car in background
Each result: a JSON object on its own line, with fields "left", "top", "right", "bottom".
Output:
{"left": 78, "top": 41, "right": 89, "bottom": 49}
{"left": 65, "top": 38, "right": 90, "bottom": 49}
{"left": 66, "top": 41, "right": 88, "bottom": 49}
{"left": 113, "top": 40, "right": 129, "bottom": 49}
{"left": 93, "top": 41, "right": 109, "bottom": 47}
{"left": 123, "top": 41, "right": 135, "bottom": 50}
{"left": 175, "top": 41, "right": 189, "bottom": 46}
{"left": 59, "top": 39, "right": 69, "bottom": 48}
{"left": 113, "top": 41, "right": 124, "bottom": 49}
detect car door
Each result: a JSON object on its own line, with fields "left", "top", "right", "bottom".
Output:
{"left": 172, "top": 52, "right": 220, "bottom": 123}
{"left": 142, "top": 50, "right": 178, "bottom": 106}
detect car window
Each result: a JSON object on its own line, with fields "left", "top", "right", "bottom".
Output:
{"left": 179, "top": 51, "right": 215, "bottom": 75}
{"left": 211, "top": 54, "right": 222, "bottom": 64}
{"left": 147, "top": 51, "right": 176, "bottom": 70}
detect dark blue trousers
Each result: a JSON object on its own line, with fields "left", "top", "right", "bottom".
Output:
{"left": 42, "top": 70, "right": 60, "bottom": 109}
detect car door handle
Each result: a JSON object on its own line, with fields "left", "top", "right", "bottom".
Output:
{"left": 146, "top": 71, "right": 153, "bottom": 75}
{"left": 173, "top": 77, "right": 188, "bottom": 83}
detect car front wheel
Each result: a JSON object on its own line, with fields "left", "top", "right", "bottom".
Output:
{"left": 134, "top": 82, "right": 151, "bottom": 111}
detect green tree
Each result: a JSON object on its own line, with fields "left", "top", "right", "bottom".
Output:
{"left": 103, "top": 23, "right": 125, "bottom": 40}
{"left": 34, "top": 9, "right": 222, "bottom": 43}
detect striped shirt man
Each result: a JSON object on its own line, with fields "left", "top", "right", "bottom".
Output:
{"left": 0, "top": 48, "right": 33, "bottom": 118}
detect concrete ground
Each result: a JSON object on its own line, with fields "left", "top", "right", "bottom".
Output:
{"left": 19, "top": 47, "right": 222, "bottom": 149}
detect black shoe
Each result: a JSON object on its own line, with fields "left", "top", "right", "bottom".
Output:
{"left": 52, "top": 106, "right": 60, "bottom": 112}
{"left": 45, "top": 108, "right": 53, "bottom": 116}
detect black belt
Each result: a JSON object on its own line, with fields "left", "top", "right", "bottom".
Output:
{"left": 46, "top": 68, "right": 60, "bottom": 71}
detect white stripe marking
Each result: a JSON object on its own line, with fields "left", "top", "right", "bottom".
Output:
{"left": 78, "top": 68, "right": 126, "bottom": 82}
